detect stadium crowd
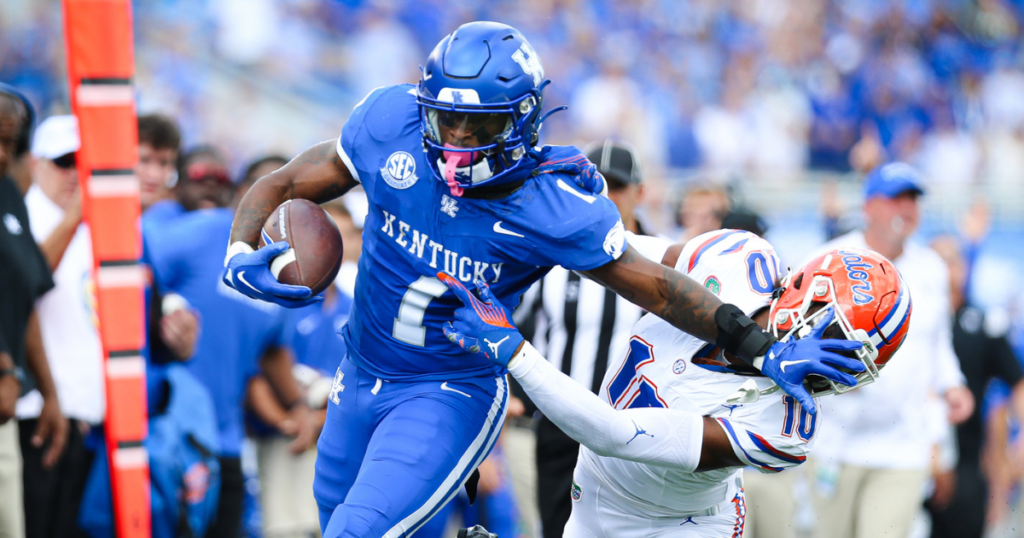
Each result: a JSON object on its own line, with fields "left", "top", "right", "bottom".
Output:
{"left": 3, "top": 0, "right": 1024, "bottom": 537}
{"left": 4, "top": 0, "right": 1024, "bottom": 186}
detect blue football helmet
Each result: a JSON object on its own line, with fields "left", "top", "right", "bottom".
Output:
{"left": 417, "top": 21, "right": 561, "bottom": 194}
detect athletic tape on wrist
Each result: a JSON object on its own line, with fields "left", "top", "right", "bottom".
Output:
{"left": 714, "top": 304, "right": 776, "bottom": 366}
{"left": 224, "top": 241, "right": 255, "bottom": 267}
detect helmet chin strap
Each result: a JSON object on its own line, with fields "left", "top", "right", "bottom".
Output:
{"left": 441, "top": 144, "right": 494, "bottom": 197}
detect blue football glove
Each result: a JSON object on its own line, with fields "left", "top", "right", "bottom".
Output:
{"left": 222, "top": 241, "right": 322, "bottom": 308}
{"left": 438, "top": 273, "right": 524, "bottom": 368}
{"left": 532, "top": 147, "right": 607, "bottom": 196}
{"left": 759, "top": 306, "right": 866, "bottom": 415}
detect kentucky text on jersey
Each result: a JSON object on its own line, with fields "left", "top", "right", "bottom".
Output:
{"left": 379, "top": 209, "right": 504, "bottom": 283}
{"left": 336, "top": 84, "right": 625, "bottom": 381}
{"left": 838, "top": 250, "right": 874, "bottom": 305}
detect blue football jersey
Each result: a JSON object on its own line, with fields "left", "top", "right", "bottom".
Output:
{"left": 337, "top": 84, "right": 627, "bottom": 381}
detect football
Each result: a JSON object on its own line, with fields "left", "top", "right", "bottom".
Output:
{"left": 258, "top": 199, "right": 343, "bottom": 296}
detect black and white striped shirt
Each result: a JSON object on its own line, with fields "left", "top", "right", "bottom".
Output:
{"left": 516, "top": 233, "right": 672, "bottom": 395}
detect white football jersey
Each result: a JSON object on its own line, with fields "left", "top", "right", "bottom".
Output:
{"left": 578, "top": 230, "right": 818, "bottom": 515}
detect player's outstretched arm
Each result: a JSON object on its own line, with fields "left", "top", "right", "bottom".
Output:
{"left": 583, "top": 245, "right": 864, "bottom": 414}
{"left": 438, "top": 274, "right": 743, "bottom": 471}
{"left": 583, "top": 245, "right": 723, "bottom": 343}
{"left": 230, "top": 139, "right": 357, "bottom": 248}
{"left": 223, "top": 140, "right": 357, "bottom": 308}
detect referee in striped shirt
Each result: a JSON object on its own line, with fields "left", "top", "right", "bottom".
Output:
{"left": 516, "top": 140, "right": 676, "bottom": 538}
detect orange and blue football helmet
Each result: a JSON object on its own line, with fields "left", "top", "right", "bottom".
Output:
{"left": 768, "top": 248, "right": 911, "bottom": 396}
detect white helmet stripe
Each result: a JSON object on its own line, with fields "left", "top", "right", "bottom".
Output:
{"left": 879, "top": 286, "right": 910, "bottom": 342}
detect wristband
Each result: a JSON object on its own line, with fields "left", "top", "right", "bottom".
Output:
{"left": 714, "top": 303, "right": 776, "bottom": 365}
{"left": 224, "top": 241, "right": 255, "bottom": 267}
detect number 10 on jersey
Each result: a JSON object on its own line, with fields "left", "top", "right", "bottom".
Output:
{"left": 781, "top": 395, "right": 817, "bottom": 441}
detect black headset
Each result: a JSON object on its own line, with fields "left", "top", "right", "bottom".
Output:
{"left": 0, "top": 82, "right": 37, "bottom": 157}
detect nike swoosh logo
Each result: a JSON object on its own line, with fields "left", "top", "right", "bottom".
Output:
{"left": 493, "top": 221, "right": 524, "bottom": 238}
{"left": 236, "top": 271, "right": 261, "bottom": 294}
{"left": 780, "top": 359, "right": 809, "bottom": 373}
{"left": 440, "top": 382, "right": 471, "bottom": 398}
{"left": 556, "top": 178, "right": 596, "bottom": 203}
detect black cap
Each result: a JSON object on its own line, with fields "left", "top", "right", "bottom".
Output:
{"left": 585, "top": 139, "right": 641, "bottom": 187}
{"left": 0, "top": 82, "right": 36, "bottom": 157}
{"left": 721, "top": 209, "right": 768, "bottom": 237}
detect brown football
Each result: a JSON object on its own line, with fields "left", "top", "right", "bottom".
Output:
{"left": 258, "top": 199, "right": 343, "bottom": 295}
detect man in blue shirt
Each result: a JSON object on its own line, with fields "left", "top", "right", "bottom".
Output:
{"left": 223, "top": 22, "right": 864, "bottom": 538}
{"left": 244, "top": 165, "right": 355, "bottom": 538}
{"left": 147, "top": 147, "right": 315, "bottom": 538}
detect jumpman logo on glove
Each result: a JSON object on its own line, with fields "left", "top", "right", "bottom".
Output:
{"left": 438, "top": 273, "right": 524, "bottom": 368}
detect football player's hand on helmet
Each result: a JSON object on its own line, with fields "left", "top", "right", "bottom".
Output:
{"left": 438, "top": 273, "right": 524, "bottom": 368}
{"left": 222, "top": 241, "right": 322, "bottom": 308}
{"left": 532, "top": 148, "right": 607, "bottom": 196}
{"left": 759, "top": 307, "right": 865, "bottom": 415}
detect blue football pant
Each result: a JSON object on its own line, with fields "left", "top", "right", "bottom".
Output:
{"left": 416, "top": 444, "right": 520, "bottom": 538}
{"left": 313, "top": 356, "right": 508, "bottom": 538}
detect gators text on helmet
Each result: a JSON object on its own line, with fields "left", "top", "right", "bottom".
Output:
{"left": 769, "top": 248, "right": 912, "bottom": 397}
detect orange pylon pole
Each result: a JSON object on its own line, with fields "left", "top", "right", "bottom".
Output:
{"left": 62, "top": 1, "right": 151, "bottom": 536}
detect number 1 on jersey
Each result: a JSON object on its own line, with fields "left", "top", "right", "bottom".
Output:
{"left": 393, "top": 276, "right": 448, "bottom": 346}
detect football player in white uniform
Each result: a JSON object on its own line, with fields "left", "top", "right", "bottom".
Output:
{"left": 439, "top": 230, "right": 911, "bottom": 537}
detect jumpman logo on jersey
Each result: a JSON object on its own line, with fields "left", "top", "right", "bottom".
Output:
{"left": 679, "top": 517, "right": 697, "bottom": 526}
{"left": 484, "top": 335, "right": 510, "bottom": 358}
{"left": 722, "top": 404, "right": 743, "bottom": 416}
{"left": 626, "top": 420, "right": 654, "bottom": 445}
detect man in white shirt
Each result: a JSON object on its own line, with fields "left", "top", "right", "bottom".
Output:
{"left": 19, "top": 116, "right": 196, "bottom": 538}
{"left": 810, "top": 162, "right": 974, "bottom": 538}
{"left": 19, "top": 115, "right": 92, "bottom": 538}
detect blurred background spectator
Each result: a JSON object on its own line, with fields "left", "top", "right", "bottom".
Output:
{"left": 676, "top": 184, "right": 730, "bottom": 243}
{"left": 19, "top": 114, "right": 87, "bottom": 538}
{"left": 810, "top": 163, "right": 973, "bottom": 538}
{"left": 144, "top": 147, "right": 315, "bottom": 538}
{"left": 136, "top": 114, "right": 183, "bottom": 214}
{"left": 0, "top": 82, "right": 58, "bottom": 538}
{"left": 927, "top": 235, "right": 1024, "bottom": 538}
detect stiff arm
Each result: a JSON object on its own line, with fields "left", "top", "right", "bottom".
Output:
{"left": 230, "top": 139, "right": 359, "bottom": 248}
{"left": 583, "top": 245, "right": 724, "bottom": 346}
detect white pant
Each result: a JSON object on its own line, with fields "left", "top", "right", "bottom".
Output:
{"left": 0, "top": 421, "right": 24, "bottom": 538}
{"left": 256, "top": 435, "right": 320, "bottom": 538}
{"left": 743, "top": 468, "right": 797, "bottom": 538}
{"left": 563, "top": 463, "right": 746, "bottom": 538}
{"left": 810, "top": 462, "right": 927, "bottom": 538}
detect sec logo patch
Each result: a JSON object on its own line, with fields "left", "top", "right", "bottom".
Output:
{"left": 673, "top": 359, "right": 687, "bottom": 374}
{"left": 381, "top": 151, "right": 418, "bottom": 189}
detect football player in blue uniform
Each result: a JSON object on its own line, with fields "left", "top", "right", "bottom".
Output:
{"left": 222, "top": 22, "right": 864, "bottom": 538}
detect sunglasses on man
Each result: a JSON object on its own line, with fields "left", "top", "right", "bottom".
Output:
{"left": 51, "top": 152, "right": 77, "bottom": 170}
{"left": 185, "top": 162, "right": 231, "bottom": 184}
